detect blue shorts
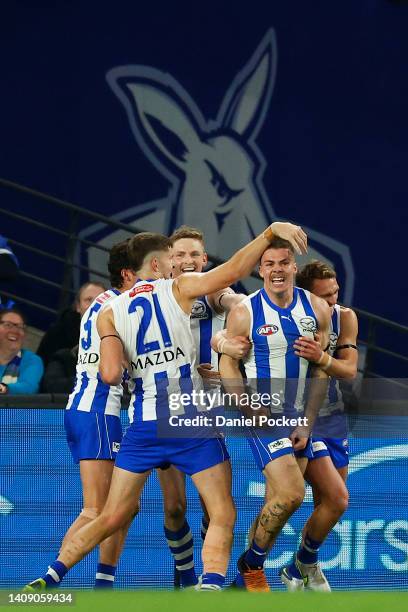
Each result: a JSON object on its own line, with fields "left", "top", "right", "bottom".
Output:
{"left": 115, "top": 421, "right": 229, "bottom": 475}
{"left": 310, "top": 437, "right": 349, "bottom": 469}
{"left": 64, "top": 410, "right": 122, "bottom": 464}
{"left": 247, "top": 429, "right": 313, "bottom": 472}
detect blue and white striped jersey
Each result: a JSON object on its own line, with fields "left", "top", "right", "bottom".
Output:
{"left": 66, "top": 288, "right": 123, "bottom": 416}
{"left": 242, "top": 287, "right": 318, "bottom": 414}
{"left": 319, "top": 304, "right": 345, "bottom": 416}
{"left": 190, "top": 296, "right": 225, "bottom": 370}
{"left": 110, "top": 279, "right": 200, "bottom": 423}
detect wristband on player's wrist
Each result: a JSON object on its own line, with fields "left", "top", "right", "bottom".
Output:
{"left": 316, "top": 351, "right": 332, "bottom": 371}
{"left": 217, "top": 336, "right": 227, "bottom": 355}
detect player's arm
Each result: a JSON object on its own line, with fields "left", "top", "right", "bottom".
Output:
{"left": 219, "top": 304, "right": 251, "bottom": 407}
{"left": 173, "top": 222, "right": 307, "bottom": 313}
{"left": 293, "top": 307, "right": 358, "bottom": 379}
{"left": 207, "top": 288, "right": 246, "bottom": 314}
{"left": 96, "top": 307, "right": 124, "bottom": 386}
{"left": 211, "top": 328, "right": 251, "bottom": 360}
{"left": 291, "top": 298, "right": 331, "bottom": 449}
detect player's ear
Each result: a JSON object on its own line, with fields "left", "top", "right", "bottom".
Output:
{"left": 293, "top": 261, "right": 298, "bottom": 274}
{"left": 203, "top": 251, "right": 208, "bottom": 267}
{"left": 258, "top": 264, "right": 264, "bottom": 279}
{"left": 151, "top": 256, "right": 159, "bottom": 273}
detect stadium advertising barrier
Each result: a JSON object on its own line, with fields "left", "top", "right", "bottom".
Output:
{"left": 1, "top": 399, "right": 407, "bottom": 591}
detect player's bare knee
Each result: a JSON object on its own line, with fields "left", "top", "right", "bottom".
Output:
{"left": 275, "top": 483, "right": 305, "bottom": 514}
{"left": 335, "top": 487, "right": 349, "bottom": 514}
{"left": 324, "top": 484, "right": 348, "bottom": 515}
{"left": 163, "top": 500, "right": 186, "bottom": 525}
{"left": 79, "top": 507, "right": 100, "bottom": 520}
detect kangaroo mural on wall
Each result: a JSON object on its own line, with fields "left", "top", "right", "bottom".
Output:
{"left": 80, "top": 29, "right": 354, "bottom": 300}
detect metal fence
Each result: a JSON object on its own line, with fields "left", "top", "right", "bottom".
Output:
{"left": 1, "top": 176, "right": 407, "bottom": 379}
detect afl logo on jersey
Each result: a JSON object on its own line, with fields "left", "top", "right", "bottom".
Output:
{"left": 256, "top": 324, "right": 279, "bottom": 336}
{"left": 191, "top": 300, "right": 209, "bottom": 319}
{"left": 299, "top": 317, "right": 317, "bottom": 333}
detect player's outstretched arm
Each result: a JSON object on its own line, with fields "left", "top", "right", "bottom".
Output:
{"left": 173, "top": 222, "right": 307, "bottom": 313}
{"left": 96, "top": 307, "right": 124, "bottom": 386}
{"left": 293, "top": 307, "right": 358, "bottom": 379}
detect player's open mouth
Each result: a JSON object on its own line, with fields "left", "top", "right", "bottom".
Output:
{"left": 271, "top": 277, "right": 285, "bottom": 286}
{"left": 182, "top": 266, "right": 196, "bottom": 272}
{"left": 7, "top": 335, "right": 18, "bottom": 341}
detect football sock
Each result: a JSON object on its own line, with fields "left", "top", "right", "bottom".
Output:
{"left": 94, "top": 563, "right": 116, "bottom": 589}
{"left": 164, "top": 521, "right": 197, "bottom": 587}
{"left": 42, "top": 561, "right": 68, "bottom": 587}
{"left": 244, "top": 542, "right": 267, "bottom": 569}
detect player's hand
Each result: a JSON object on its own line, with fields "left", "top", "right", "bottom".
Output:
{"left": 270, "top": 222, "right": 307, "bottom": 255}
{"left": 197, "top": 363, "right": 221, "bottom": 387}
{"left": 294, "top": 336, "right": 322, "bottom": 363}
{"left": 223, "top": 336, "right": 251, "bottom": 360}
{"left": 290, "top": 426, "right": 311, "bottom": 451}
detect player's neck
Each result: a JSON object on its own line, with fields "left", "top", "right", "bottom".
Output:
{"left": 264, "top": 286, "right": 294, "bottom": 309}
{"left": 135, "top": 266, "right": 161, "bottom": 281}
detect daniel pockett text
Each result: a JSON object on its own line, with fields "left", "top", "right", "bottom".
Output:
{"left": 168, "top": 414, "right": 309, "bottom": 428}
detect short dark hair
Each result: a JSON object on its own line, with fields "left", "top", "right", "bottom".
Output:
{"left": 108, "top": 239, "right": 132, "bottom": 289}
{"left": 296, "top": 260, "right": 336, "bottom": 291}
{"left": 127, "top": 232, "right": 172, "bottom": 272}
{"left": 261, "top": 237, "right": 295, "bottom": 263}
{"left": 170, "top": 225, "right": 205, "bottom": 246}
{"left": 0, "top": 307, "right": 27, "bottom": 326}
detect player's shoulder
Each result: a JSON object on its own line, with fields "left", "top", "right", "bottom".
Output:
{"left": 339, "top": 305, "right": 358, "bottom": 325}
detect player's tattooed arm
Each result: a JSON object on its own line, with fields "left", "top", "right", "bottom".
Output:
{"left": 96, "top": 307, "right": 124, "bottom": 386}
{"left": 172, "top": 222, "right": 307, "bottom": 313}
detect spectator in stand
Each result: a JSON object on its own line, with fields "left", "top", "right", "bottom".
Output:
{"left": 0, "top": 235, "right": 19, "bottom": 309}
{"left": 0, "top": 308, "right": 44, "bottom": 395}
{"left": 37, "top": 282, "right": 106, "bottom": 368}
{"left": 42, "top": 345, "right": 78, "bottom": 393}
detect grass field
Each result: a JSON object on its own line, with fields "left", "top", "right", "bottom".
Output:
{"left": 2, "top": 591, "right": 408, "bottom": 611}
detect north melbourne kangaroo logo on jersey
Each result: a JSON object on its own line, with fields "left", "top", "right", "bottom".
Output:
{"left": 79, "top": 29, "right": 354, "bottom": 301}
{"left": 299, "top": 317, "right": 317, "bottom": 333}
{"left": 191, "top": 300, "right": 208, "bottom": 319}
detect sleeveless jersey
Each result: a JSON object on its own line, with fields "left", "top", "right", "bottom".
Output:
{"left": 242, "top": 287, "right": 318, "bottom": 414}
{"left": 319, "top": 304, "right": 345, "bottom": 416}
{"left": 110, "top": 278, "right": 200, "bottom": 423}
{"left": 190, "top": 296, "right": 225, "bottom": 370}
{"left": 66, "top": 288, "right": 123, "bottom": 416}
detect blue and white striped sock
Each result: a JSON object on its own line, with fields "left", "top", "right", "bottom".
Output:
{"left": 94, "top": 563, "right": 116, "bottom": 589}
{"left": 298, "top": 534, "right": 322, "bottom": 565}
{"left": 164, "top": 521, "right": 197, "bottom": 587}
{"left": 42, "top": 561, "right": 68, "bottom": 587}
{"left": 200, "top": 517, "right": 209, "bottom": 542}
{"left": 201, "top": 572, "right": 225, "bottom": 590}
{"left": 244, "top": 541, "right": 267, "bottom": 569}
